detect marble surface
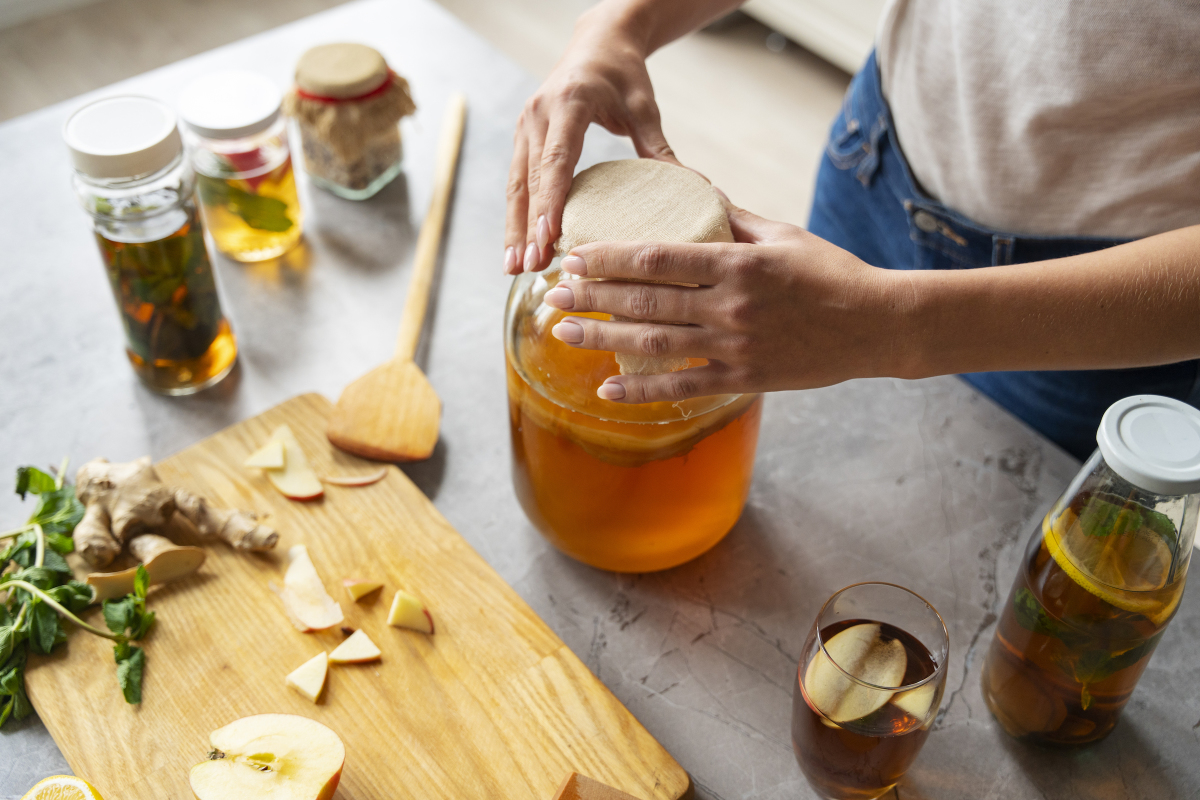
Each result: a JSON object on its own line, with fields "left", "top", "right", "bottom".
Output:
{"left": 1, "top": 1, "right": 1198, "bottom": 797}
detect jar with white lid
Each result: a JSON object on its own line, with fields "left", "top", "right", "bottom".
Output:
{"left": 981, "top": 395, "right": 1200, "bottom": 745}
{"left": 178, "top": 70, "right": 303, "bottom": 262}
{"left": 64, "top": 95, "right": 237, "bottom": 395}
{"left": 284, "top": 43, "right": 416, "bottom": 200}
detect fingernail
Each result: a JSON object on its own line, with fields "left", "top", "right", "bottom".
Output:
{"left": 561, "top": 254, "right": 587, "bottom": 276}
{"left": 536, "top": 215, "right": 550, "bottom": 249}
{"left": 524, "top": 242, "right": 539, "bottom": 272}
{"left": 597, "top": 381, "right": 626, "bottom": 401}
{"left": 544, "top": 286, "right": 574, "bottom": 310}
{"left": 504, "top": 246, "right": 517, "bottom": 274}
{"left": 552, "top": 319, "right": 584, "bottom": 344}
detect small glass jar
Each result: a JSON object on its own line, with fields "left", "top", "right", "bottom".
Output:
{"left": 980, "top": 395, "right": 1200, "bottom": 745}
{"left": 179, "top": 70, "right": 303, "bottom": 262}
{"left": 284, "top": 43, "right": 415, "bottom": 200}
{"left": 506, "top": 267, "right": 763, "bottom": 572}
{"left": 64, "top": 96, "right": 237, "bottom": 395}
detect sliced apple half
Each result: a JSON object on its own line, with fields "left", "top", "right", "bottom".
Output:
{"left": 190, "top": 713, "right": 345, "bottom": 800}
{"left": 272, "top": 545, "right": 344, "bottom": 632}
{"left": 329, "top": 629, "right": 382, "bottom": 664}
{"left": 387, "top": 589, "right": 434, "bottom": 634}
{"left": 245, "top": 439, "right": 285, "bottom": 469}
{"left": 803, "top": 622, "right": 906, "bottom": 723}
{"left": 264, "top": 425, "right": 323, "bottom": 501}
{"left": 343, "top": 578, "right": 383, "bottom": 602}
{"left": 286, "top": 652, "right": 329, "bottom": 703}
{"left": 893, "top": 680, "right": 938, "bottom": 722}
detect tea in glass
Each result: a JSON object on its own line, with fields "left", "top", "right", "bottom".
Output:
{"left": 792, "top": 583, "right": 948, "bottom": 800}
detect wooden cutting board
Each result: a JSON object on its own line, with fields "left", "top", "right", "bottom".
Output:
{"left": 25, "top": 394, "right": 691, "bottom": 800}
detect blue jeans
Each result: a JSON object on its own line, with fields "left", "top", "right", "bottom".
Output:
{"left": 808, "top": 52, "right": 1200, "bottom": 461}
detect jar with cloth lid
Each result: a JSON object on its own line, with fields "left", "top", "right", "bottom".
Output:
{"left": 284, "top": 43, "right": 416, "bottom": 200}
{"left": 64, "top": 95, "right": 237, "bottom": 394}
{"left": 179, "top": 70, "right": 303, "bottom": 262}
{"left": 505, "top": 159, "right": 763, "bottom": 572}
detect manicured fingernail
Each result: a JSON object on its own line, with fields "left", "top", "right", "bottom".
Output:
{"left": 524, "top": 242, "right": 539, "bottom": 272}
{"left": 561, "top": 254, "right": 586, "bottom": 275}
{"left": 544, "top": 286, "right": 574, "bottom": 310}
{"left": 552, "top": 319, "right": 584, "bottom": 344}
{"left": 504, "top": 246, "right": 517, "bottom": 273}
{"left": 597, "top": 381, "right": 626, "bottom": 401}
{"left": 536, "top": 215, "right": 550, "bottom": 249}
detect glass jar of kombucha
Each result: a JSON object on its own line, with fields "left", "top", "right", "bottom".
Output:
{"left": 179, "top": 70, "right": 303, "bottom": 262}
{"left": 64, "top": 95, "right": 237, "bottom": 395}
{"left": 981, "top": 395, "right": 1200, "bottom": 746}
{"left": 506, "top": 267, "right": 763, "bottom": 573}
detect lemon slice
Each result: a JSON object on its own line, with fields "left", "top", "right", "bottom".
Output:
{"left": 21, "top": 776, "right": 105, "bottom": 800}
{"left": 1043, "top": 513, "right": 1178, "bottom": 626}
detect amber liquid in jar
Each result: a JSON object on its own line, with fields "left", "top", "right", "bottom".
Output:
{"left": 97, "top": 203, "right": 237, "bottom": 394}
{"left": 196, "top": 154, "right": 302, "bottom": 262}
{"left": 980, "top": 491, "right": 1183, "bottom": 745}
{"left": 507, "top": 281, "right": 762, "bottom": 573}
{"left": 792, "top": 620, "right": 937, "bottom": 800}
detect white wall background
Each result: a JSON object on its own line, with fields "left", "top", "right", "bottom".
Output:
{"left": 0, "top": 0, "right": 103, "bottom": 29}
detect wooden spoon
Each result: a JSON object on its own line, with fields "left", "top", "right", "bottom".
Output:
{"left": 326, "top": 93, "right": 467, "bottom": 461}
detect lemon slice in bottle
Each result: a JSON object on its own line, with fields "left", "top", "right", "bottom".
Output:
{"left": 21, "top": 775, "right": 106, "bottom": 800}
{"left": 1043, "top": 512, "right": 1179, "bottom": 627}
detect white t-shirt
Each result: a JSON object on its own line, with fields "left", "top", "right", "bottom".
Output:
{"left": 876, "top": 0, "right": 1200, "bottom": 238}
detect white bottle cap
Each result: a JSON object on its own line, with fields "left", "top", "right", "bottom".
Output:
{"left": 178, "top": 70, "right": 282, "bottom": 140}
{"left": 63, "top": 96, "right": 182, "bottom": 179}
{"left": 1097, "top": 395, "right": 1200, "bottom": 496}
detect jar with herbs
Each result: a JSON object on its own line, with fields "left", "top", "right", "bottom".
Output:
{"left": 179, "top": 70, "right": 303, "bottom": 262}
{"left": 64, "top": 96, "right": 237, "bottom": 394}
{"left": 284, "top": 43, "right": 416, "bottom": 200}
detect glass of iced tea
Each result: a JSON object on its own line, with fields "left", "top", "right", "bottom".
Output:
{"left": 981, "top": 395, "right": 1200, "bottom": 746}
{"left": 792, "top": 583, "right": 948, "bottom": 800}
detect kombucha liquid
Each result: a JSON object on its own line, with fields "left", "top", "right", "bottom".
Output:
{"left": 507, "top": 303, "right": 761, "bottom": 573}
{"left": 981, "top": 491, "right": 1183, "bottom": 745}
{"left": 96, "top": 203, "right": 237, "bottom": 394}
{"left": 196, "top": 155, "right": 302, "bottom": 262}
{"left": 792, "top": 620, "right": 937, "bottom": 800}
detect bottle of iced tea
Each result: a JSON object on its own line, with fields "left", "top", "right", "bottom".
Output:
{"left": 981, "top": 395, "right": 1200, "bottom": 745}
{"left": 64, "top": 96, "right": 237, "bottom": 395}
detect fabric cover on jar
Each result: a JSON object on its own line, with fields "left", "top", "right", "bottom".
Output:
{"left": 554, "top": 158, "right": 734, "bottom": 375}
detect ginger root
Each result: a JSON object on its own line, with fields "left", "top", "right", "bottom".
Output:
{"left": 75, "top": 457, "right": 279, "bottom": 568}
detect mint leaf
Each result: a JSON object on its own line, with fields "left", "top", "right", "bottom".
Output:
{"left": 29, "top": 602, "right": 58, "bottom": 655}
{"left": 45, "top": 532, "right": 75, "bottom": 555}
{"left": 15, "top": 467, "right": 56, "bottom": 499}
{"left": 103, "top": 597, "right": 134, "bottom": 635}
{"left": 114, "top": 644, "right": 146, "bottom": 704}
{"left": 197, "top": 175, "right": 293, "bottom": 232}
{"left": 134, "top": 564, "right": 150, "bottom": 600}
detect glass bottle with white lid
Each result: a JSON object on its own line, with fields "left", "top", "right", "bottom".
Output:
{"left": 981, "top": 394, "right": 1200, "bottom": 745}
{"left": 64, "top": 95, "right": 237, "bottom": 395}
{"left": 178, "top": 70, "right": 303, "bottom": 262}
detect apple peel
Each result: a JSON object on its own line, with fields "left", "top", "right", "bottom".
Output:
{"left": 320, "top": 468, "right": 388, "bottom": 487}
{"left": 273, "top": 545, "right": 344, "bottom": 632}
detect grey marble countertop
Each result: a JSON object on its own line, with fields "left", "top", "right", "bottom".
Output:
{"left": 1, "top": 1, "right": 1197, "bottom": 797}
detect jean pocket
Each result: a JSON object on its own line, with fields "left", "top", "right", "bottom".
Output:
{"left": 826, "top": 108, "right": 870, "bottom": 170}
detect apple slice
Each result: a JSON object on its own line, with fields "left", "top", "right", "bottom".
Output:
{"left": 803, "top": 622, "right": 906, "bottom": 723}
{"left": 272, "top": 545, "right": 344, "bottom": 632}
{"left": 190, "top": 713, "right": 345, "bottom": 800}
{"left": 321, "top": 468, "right": 388, "bottom": 487}
{"left": 893, "top": 680, "right": 938, "bottom": 721}
{"left": 264, "top": 424, "right": 323, "bottom": 501}
{"left": 387, "top": 590, "right": 434, "bottom": 634}
{"left": 286, "top": 652, "right": 329, "bottom": 703}
{"left": 343, "top": 578, "right": 383, "bottom": 602}
{"left": 329, "top": 629, "right": 382, "bottom": 664}
{"left": 245, "top": 439, "right": 285, "bottom": 469}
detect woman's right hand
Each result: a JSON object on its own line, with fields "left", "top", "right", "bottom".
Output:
{"left": 504, "top": 6, "right": 681, "bottom": 275}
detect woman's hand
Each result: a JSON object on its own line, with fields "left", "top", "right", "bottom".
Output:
{"left": 505, "top": 8, "right": 680, "bottom": 276}
{"left": 543, "top": 203, "right": 921, "bottom": 402}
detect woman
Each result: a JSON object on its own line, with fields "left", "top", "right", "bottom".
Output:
{"left": 503, "top": 0, "right": 1200, "bottom": 459}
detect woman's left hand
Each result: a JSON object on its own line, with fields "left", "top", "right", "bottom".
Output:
{"left": 543, "top": 203, "right": 919, "bottom": 403}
